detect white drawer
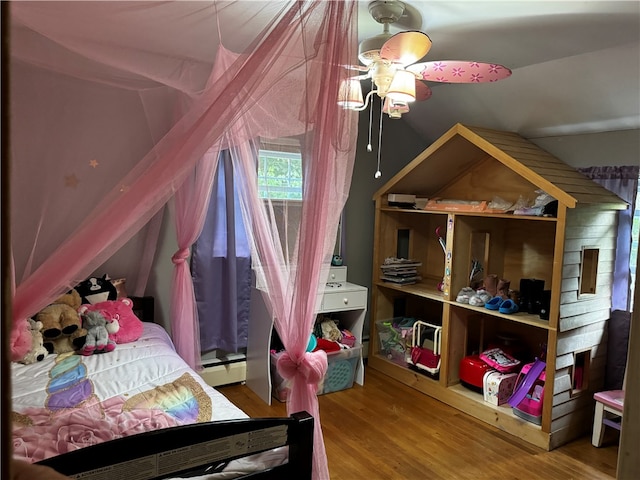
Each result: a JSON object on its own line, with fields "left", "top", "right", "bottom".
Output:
{"left": 320, "top": 289, "right": 367, "bottom": 312}
{"left": 327, "top": 266, "right": 347, "bottom": 283}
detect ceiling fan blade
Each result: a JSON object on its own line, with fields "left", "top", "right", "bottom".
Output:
{"left": 407, "top": 61, "right": 512, "bottom": 83}
{"left": 415, "top": 81, "right": 432, "bottom": 101}
{"left": 380, "top": 31, "right": 432, "bottom": 66}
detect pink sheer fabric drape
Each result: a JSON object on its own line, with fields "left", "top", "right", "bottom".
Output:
{"left": 171, "top": 150, "right": 220, "bottom": 370}
{"left": 10, "top": 2, "right": 358, "bottom": 477}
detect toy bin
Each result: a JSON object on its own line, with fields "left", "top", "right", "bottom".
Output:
{"left": 376, "top": 318, "right": 415, "bottom": 367}
{"left": 270, "top": 344, "right": 362, "bottom": 402}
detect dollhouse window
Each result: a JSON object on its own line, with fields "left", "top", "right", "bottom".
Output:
{"left": 579, "top": 247, "right": 599, "bottom": 295}
{"left": 571, "top": 349, "right": 590, "bottom": 396}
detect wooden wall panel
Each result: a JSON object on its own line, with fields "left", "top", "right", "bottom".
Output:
{"left": 553, "top": 372, "right": 572, "bottom": 396}
{"left": 556, "top": 323, "right": 606, "bottom": 356}
{"left": 559, "top": 310, "right": 609, "bottom": 332}
{"left": 550, "top": 403, "right": 594, "bottom": 435}
{"left": 560, "top": 297, "right": 611, "bottom": 318}
{"left": 563, "top": 237, "right": 616, "bottom": 252}
{"left": 555, "top": 353, "right": 574, "bottom": 370}
{"left": 551, "top": 393, "right": 594, "bottom": 421}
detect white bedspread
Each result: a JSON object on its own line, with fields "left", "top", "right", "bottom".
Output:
{"left": 12, "top": 323, "right": 248, "bottom": 464}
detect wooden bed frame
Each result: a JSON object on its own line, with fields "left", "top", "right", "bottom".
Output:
{"left": 38, "top": 411, "right": 314, "bottom": 479}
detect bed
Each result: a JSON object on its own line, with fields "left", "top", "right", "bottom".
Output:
{"left": 11, "top": 299, "right": 313, "bottom": 479}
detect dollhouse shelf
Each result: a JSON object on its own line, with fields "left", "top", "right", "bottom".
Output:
{"left": 374, "top": 281, "right": 551, "bottom": 330}
{"left": 368, "top": 123, "right": 627, "bottom": 451}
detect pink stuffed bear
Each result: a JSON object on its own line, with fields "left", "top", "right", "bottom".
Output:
{"left": 11, "top": 317, "right": 33, "bottom": 362}
{"left": 81, "top": 298, "right": 144, "bottom": 344}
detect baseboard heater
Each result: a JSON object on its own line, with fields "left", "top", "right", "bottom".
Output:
{"left": 200, "top": 356, "right": 247, "bottom": 387}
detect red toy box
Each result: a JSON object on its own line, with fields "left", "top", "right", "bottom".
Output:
{"left": 459, "top": 354, "right": 492, "bottom": 389}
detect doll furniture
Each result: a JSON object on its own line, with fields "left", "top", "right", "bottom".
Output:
{"left": 592, "top": 389, "right": 625, "bottom": 447}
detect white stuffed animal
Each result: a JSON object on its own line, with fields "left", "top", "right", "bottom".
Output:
{"left": 18, "top": 318, "right": 48, "bottom": 364}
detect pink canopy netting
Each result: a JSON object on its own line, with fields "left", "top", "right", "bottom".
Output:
{"left": 9, "top": 1, "right": 358, "bottom": 478}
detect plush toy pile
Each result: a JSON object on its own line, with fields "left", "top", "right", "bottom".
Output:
{"left": 12, "top": 274, "right": 146, "bottom": 362}
{"left": 311, "top": 315, "right": 356, "bottom": 353}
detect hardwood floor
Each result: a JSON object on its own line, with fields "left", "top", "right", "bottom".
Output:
{"left": 218, "top": 366, "right": 620, "bottom": 480}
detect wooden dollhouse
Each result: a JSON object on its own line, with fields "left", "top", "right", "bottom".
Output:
{"left": 368, "top": 123, "right": 627, "bottom": 450}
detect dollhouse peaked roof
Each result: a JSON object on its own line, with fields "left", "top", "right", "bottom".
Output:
{"left": 374, "top": 123, "right": 628, "bottom": 211}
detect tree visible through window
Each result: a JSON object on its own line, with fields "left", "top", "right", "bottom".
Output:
{"left": 258, "top": 149, "right": 302, "bottom": 200}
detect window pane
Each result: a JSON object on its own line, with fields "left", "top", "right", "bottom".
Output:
{"left": 257, "top": 149, "right": 302, "bottom": 200}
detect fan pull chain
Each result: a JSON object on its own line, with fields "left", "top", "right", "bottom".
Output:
{"left": 375, "top": 98, "right": 383, "bottom": 179}
{"left": 367, "top": 80, "right": 374, "bottom": 152}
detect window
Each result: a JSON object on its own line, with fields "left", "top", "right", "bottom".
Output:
{"left": 579, "top": 248, "right": 599, "bottom": 295}
{"left": 571, "top": 349, "right": 590, "bottom": 396}
{"left": 257, "top": 149, "right": 302, "bottom": 200}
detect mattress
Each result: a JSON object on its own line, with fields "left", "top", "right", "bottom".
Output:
{"left": 11, "top": 322, "right": 248, "bottom": 464}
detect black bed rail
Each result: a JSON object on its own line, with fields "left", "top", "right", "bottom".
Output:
{"left": 37, "top": 411, "right": 313, "bottom": 480}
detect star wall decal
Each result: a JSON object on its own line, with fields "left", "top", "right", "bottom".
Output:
{"left": 89, "top": 159, "right": 99, "bottom": 168}
{"left": 64, "top": 174, "right": 79, "bottom": 188}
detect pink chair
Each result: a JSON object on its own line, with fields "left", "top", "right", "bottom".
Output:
{"left": 591, "top": 389, "right": 624, "bottom": 447}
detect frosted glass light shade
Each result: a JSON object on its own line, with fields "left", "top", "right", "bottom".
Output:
{"left": 383, "top": 97, "right": 409, "bottom": 119}
{"left": 337, "top": 78, "right": 364, "bottom": 109}
{"left": 386, "top": 70, "right": 416, "bottom": 103}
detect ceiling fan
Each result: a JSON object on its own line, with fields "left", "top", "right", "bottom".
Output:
{"left": 338, "top": 0, "right": 512, "bottom": 177}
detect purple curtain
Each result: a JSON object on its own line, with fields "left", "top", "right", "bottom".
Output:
{"left": 579, "top": 166, "right": 639, "bottom": 311}
{"left": 192, "top": 151, "right": 251, "bottom": 354}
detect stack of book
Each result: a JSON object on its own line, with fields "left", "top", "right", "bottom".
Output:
{"left": 380, "top": 257, "right": 422, "bottom": 285}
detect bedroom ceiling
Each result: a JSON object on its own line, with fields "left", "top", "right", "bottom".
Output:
{"left": 356, "top": 0, "right": 640, "bottom": 142}
{"left": 10, "top": 1, "right": 639, "bottom": 143}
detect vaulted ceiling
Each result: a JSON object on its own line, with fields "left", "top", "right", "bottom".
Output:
{"left": 357, "top": 1, "right": 640, "bottom": 142}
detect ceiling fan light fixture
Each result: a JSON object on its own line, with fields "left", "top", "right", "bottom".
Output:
{"left": 383, "top": 97, "right": 409, "bottom": 119}
{"left": 337, "top": 78, "right": 364, "bottom": 109}
{"left": 358, "top": 32, "right": 393, "bottom": 65}
{"left": 386, "top": 70, "right": 416, "bottom": 103}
